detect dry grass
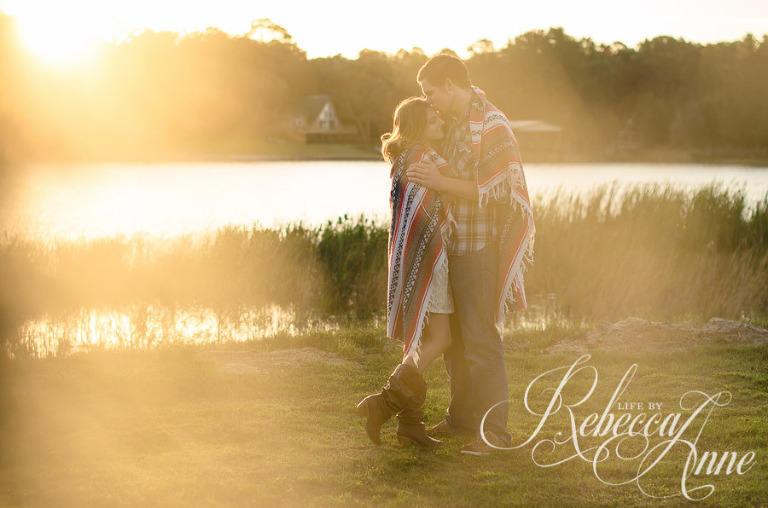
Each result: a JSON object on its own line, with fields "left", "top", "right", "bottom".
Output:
{"left": 2, "top": 184, "right": 768, "bottom": 354}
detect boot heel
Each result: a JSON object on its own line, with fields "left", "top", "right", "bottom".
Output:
{"left": 397, "top": 435, "right": 414, "bottom": 447}
{"left": 356, "top": 399, "right": 369, "bottom": 417}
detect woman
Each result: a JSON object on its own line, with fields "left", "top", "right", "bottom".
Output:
{"left": 357, "top": 97, "right": 455, "bottom": 447}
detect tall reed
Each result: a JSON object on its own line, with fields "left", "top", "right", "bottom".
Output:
{"left": 2, "top": 184, "right": 767, "bottom": 350}
{"left": 530, "top": 183, "right": 768, "bottom": 320}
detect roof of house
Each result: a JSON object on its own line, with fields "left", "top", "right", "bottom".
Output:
{"left": 289, "top": 95, "right": 333, "bottom": 121}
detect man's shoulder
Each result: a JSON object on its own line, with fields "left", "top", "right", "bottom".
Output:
{"left": 479, "top": 95, "right": 510, "bottom": 127}
{"left": 472, "top": 91, "right": 519, "bottom": 159}
{"left": 470, "top": 91, "right": 511, "bottom": 140}
{"left": 471, "top": 87, "right": 506, "bottom": 116}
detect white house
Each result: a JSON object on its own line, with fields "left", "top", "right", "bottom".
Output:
{"left": 287, "top": 95, "right": 357, "bottom": 143}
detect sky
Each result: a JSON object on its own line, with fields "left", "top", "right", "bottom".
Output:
{"left": 2, "top": 0, "right": 768, "bottom": 65}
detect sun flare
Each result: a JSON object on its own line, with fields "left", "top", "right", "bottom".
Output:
{"left": 16, "top": 20, "right": 101, "bottom": 66}
{"left": 8, "top": 4, "right": 110, "bottom": 67}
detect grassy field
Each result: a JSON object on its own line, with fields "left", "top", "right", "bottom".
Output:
{"left": 1, "top": 323, "right": 765, "bottom": 507}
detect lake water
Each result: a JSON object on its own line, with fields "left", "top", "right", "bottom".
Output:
{"left": 2, "top": 160, "right": 768, "bottom": 240}
{"left": 5, "top": 159, "right": 768, "bottom": 355}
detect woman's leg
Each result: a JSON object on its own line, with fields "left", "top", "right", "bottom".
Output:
{"left": 359, "top": 314, "right": 451, "bottom": 447}
{"left": 394, "top": 312, "right": 451, "bottom": 446}
{"left": 406, "top": 313, "right": 451, "bottom": 374}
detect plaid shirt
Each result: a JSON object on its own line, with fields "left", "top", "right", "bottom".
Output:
{"left": 442, "top": 92, "right": 510, "bottom": 256}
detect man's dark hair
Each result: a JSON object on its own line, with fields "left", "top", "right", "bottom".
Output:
{"left": 417, "top": 54, "right": 472, "bottom": 89}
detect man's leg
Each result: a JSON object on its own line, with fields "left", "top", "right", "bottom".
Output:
{"left": 450, "top": 246, "right": 510, "bottom": 443}
{"left": 441, "top": 308, "right": 477, "bottom": 432}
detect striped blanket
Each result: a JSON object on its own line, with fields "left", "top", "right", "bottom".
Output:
{"left": 386, "top": 145, "right": 454, "bottom": 359}
{"left": 470, "top": 87, "right": 536, "bottom": 323}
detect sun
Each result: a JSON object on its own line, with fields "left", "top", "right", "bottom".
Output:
{"left": 4, "top": 2, "right": 112, "bottom": 68}
{"left": 16, "top": 19, "right": 101, "bottom": 67}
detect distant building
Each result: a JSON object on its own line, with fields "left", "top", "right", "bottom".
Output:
{"left": 286, "top": 95, "right": 358, "bottom": 144}
{"left": 508, "top": 120, "right": 564, "bottom": 160}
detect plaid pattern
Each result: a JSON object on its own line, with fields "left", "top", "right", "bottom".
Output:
{"left": 443, "top": 93, "right": 509, "bottom": 256}
{"left": 387, "top": 145, "right": 455, "bottom": 359}
{"left": 443, "top": 87, "right": 535, "bottom": 322}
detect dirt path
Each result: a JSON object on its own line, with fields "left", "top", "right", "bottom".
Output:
{"left": 545, "top": 318, "right": 768, "bottom": 353}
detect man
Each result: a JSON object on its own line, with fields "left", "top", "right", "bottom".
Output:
{"left": 406, "top": 54, "right": 535, "bottom": 455}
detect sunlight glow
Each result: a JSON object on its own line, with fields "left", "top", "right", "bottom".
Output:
{"left": 16, "top": 24, "right": 98, "bottom": 67}
{"left": 16, "top": 305, "right": 328, "bottom": 356}
{"left": 3, "top": 0, "right": 767, "bottom": 68}
{"left": 8, "top": 2, "right": 111, "bottom": 67}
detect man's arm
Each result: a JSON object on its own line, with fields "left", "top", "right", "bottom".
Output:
{"left": 406, "top": 159, "right": 479, "bottom": 202}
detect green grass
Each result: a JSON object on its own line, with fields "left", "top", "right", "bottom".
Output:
{"left": 1, "top": 324, "right": 765, "bottom": 507}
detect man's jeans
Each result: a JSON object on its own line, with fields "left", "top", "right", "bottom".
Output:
{"left": 443, "top": 245, "right": 511, "bottom": 443}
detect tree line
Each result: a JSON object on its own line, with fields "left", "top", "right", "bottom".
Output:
{"left": 1, "top": 15, "right": 767, "bottom": 163}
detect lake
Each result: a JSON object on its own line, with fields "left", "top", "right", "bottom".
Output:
{"left": 5, "top": 159, "right": 768, "bottom": 355}
{"left": 2, "top": 160, "right": 768, "bottom": 240}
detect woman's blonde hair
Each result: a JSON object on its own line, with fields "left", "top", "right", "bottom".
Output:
{"left": 380, "top": 97, "right": 432, "bottom": 162}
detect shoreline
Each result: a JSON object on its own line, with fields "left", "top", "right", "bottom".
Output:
{"left": 6, "top": 154, "right": 768, "bottom": 167}
{"left": 4, "top": 143, "right": 768, "bottom": 167}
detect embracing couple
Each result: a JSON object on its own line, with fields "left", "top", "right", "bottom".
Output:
{"left": 357, "top": 54, "right": 535, "bottom": 455}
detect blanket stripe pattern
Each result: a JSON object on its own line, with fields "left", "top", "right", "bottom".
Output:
{"left": 469, "top": 87, "right": 536, "bottom": 323}
{"left": 386, "top": 145, "right": 454, "bottom": 360}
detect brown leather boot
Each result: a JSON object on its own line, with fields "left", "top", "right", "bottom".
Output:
{"left": 356, "top": 363, "right": 424, "bottom": 445}
{"left": 356, "top": 393, "right": 392, "bottom": 445}
{"left": 397, "top": 408, "right": 443, "bottom": 447}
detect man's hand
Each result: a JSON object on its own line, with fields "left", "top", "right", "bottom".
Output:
{"left": 408, "top": 158, "right": 479, "bottom": 202}
{"left": 407, "top": 158, "right": 445, "bottom": 192}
